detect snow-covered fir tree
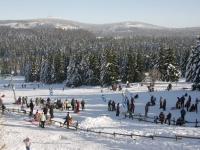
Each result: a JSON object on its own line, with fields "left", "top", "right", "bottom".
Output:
{"left": 186, "top": 36, "right": 200, "bottom": 83}
{"left": 163, "top": 47, "right": 180, "bottom": 82}
{"left": 66, "top": 54, "right": 82, "bottom": 87}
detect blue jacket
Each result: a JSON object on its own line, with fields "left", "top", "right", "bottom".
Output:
{"left": 180, "top": 109, "right": 186, "bottom": 115}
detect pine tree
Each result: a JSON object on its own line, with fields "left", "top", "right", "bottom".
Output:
{"left": 40, "top": 54, "right": 54, "bottom": 84}
{"left": 135, "top": 50, "right": 145, "bottom": 82}
{"left": 99, "top": 48, "right": 106, "bottom": 86}
{"left": 164, "top": 47, "right": 180, "bottom": 82}
{"left": 1, "top": 58, "right": 10, "bottom": 74}
{"left": 66, "top": 54, "right": 82, "bottom": 87}
{"left": 53, "top": 52, "right": 65, "bottom": 83}
{"left": 186, "top": 36, "right": 200, "bottom": 83}
{"left": 158, "top": 46, "right": 166, "bottom": 81}
{"left": 87, "top": 52, "right": 100, "bottom": 85}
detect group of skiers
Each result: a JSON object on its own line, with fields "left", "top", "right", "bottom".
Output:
{"left": 159, "top": 97, "right": 167, "bottom": 111}
{"left": 176, "top": 94, "right": 198, "bottom": 113}
{"left": 107, "top": 100, "right": 120, "bottom": 116}
{"left": 154, "top": 110, "right": 185, "bottom": 126}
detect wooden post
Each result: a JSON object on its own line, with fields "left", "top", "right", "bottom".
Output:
{"left": 99, "top": 131, "right": 101, "bottom": 134}
{"left": 195, "top": 119, "right": 198, "bottom": 127}
{"left": 173, "top": 118, "right": 175, "bottom": 125}
{"left": 175, "top": 135, "right": 178, "bottom": 141}
{"left": 76, "top": 121, "right": 78, "bottom": 131}
{"left": 60, "top": 122, "right": 62, "bottom": 127}
{"left": 151, "top": 135, "right": 154, "bottom": 140}
{"left": 113, "top": 132, "right": 115, "bottom": 137}
{"left": 18, "top": 109, "right": 19, "bottom": 113}
{"left": 130, "top": 133, "right": 133, "bottom": 138}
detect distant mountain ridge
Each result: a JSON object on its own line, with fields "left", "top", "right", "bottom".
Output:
{"left": 0, "top": 18, "right": 199, "bottom": 37}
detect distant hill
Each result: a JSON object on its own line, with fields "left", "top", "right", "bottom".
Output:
{"left": 0, "top": 18, "right": 199, "bottom": 37}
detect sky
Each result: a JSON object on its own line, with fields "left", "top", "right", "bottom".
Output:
{"left": 1, "top": 76, "right": 200, "bottom": 150}
{"left": 1, "top": 0, "right": 200, "bottom": 28}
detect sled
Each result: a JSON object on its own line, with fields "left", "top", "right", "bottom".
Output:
{"left": 171, "top": 107, "right": 177, "bottom": 110}
{"left": 28, "top": 119, "right": 38, "bottom": 122}
{"left": 182, "top": 87, "right": 189, "bottom": 90}
{"left": 100, "top": 114, "right": 109, "bottom": 117}
{"left": 74, "top": 110, "right": 80, "bottom": 113}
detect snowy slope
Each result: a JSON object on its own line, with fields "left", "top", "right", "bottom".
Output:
{"left": 1, "top": 76, "right": 200, "bottom": 150}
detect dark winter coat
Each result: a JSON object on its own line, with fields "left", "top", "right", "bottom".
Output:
{"left": 166, "top": 112, "right": 171, "bottom": 119}
{"left": 43, "top": 107, "right": 48, "bottom": 114}
{"left": 180, "top": 109, "right": 186, "bottom": 115}
{"left": 163, "top": 100, "right": 166, "bottom": 106}
{"left": 30, "top": 102, "right": 34, "bottom": 109}
{"left": 159, "top": 112, "right": 165, "bottom": 121}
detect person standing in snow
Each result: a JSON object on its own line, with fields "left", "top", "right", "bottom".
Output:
{"left": 23, "top": 137, "right": 31, "bottom": 150}
{"left": 165, "top": 111, "right": 172, "bottom": 125}
{"left": 145, "top": 103, "right": 149, "bottom": 117}
{"left": 1, "top": 103, "right": 6, "bottom": 115}
{"left": 180, "top": 108, "right": 186, "bottom": 120}
{"left": 29, "top": 100, "right": 34, "bottom": 116}
{"left": 63, "top": 112, "right": 72, "bottom": 128}
{"left": 108, "top": 100, "right": 112, "bottom": 111}
{"left": 43, "top": 106, "right": 48, "bottom": 120}
{"left": 40, "top": 112, "right": 46, "bottom": 128}
{"left": 65, "top": 99, "right": 68, "bottom": 109}
{"left": 159, "top": 96, "right": 163, "bottom": 109}
{"left": 112, "top": 101, "right": 116, "bottom": 111}
{"left": 126, "top": 97, "right": 130, "bottom": 112}
{"left": 81, "top": 99, "right": 85, "bottom": 110}
{"left": 71, "top": 98, "right": 75, "bottom": 110}
{"left": 49, "top": 104, "right": 54, "bottom": 119}
{"left": 159, "top": 112, "right": 165, "bottom": 124}
{"left": 163, "top": 99, "right": 166, "bottom": 111}
{"left": 116, "top": 103, "right": 120, "bottom": 116}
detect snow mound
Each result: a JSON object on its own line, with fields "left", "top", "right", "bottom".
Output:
{"left": 79, "top": 116, "right": 119, "bottom": 129}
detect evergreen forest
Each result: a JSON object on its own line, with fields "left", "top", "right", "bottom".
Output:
{"left": 0, "top": 27, "right": 199, "bottom": 87}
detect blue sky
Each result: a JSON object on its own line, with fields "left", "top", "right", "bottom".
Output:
{"left": 1, "top": 0, "right": 200, "bottom": 28}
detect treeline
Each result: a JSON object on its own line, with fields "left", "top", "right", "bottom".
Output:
{"left": 0, "top": 28, "right": 197, "bottom": 86}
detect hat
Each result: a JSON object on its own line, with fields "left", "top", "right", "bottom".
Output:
{"left": 26, "top": 137, "right": 29, "bottom": 141}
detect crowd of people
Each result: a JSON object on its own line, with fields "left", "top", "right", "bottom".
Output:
{"left": 14, "top": 95, "right": 86, "bottom": 129}
{"left": 151, "top": 93, "right": 199, "bottom": 126}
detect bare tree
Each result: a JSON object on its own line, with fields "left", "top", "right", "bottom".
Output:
{"left": 149, "top": 69, "right": 161, "bottom": 84}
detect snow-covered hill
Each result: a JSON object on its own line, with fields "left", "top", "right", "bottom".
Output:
{"left": 0, "top": 18, "right": 200, "bottom": 37}
{"left": 0, "top": 17, "right": 164, "bottom": 29}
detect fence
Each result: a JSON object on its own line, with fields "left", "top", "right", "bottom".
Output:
{"left": 0, "top": 107, "right": 200, "bottom": 141}
{"left": 123, "top": 113, "right": 200, "bottom": 127}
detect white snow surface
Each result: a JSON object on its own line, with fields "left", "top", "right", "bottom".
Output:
{"left": 0, "top": 76, "right": 200, "bottom": 150}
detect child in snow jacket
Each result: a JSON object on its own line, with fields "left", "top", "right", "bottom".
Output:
{"left": 23, "top": 137, "right": 31, "bottom": 150}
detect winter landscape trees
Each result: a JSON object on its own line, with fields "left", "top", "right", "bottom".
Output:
{"left": 0, "top": 27, "right": 198, "bottom": 86}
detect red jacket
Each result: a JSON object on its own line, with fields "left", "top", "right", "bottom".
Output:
{"left": 163, "top": 100, "right": 166, "bottom": 106}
